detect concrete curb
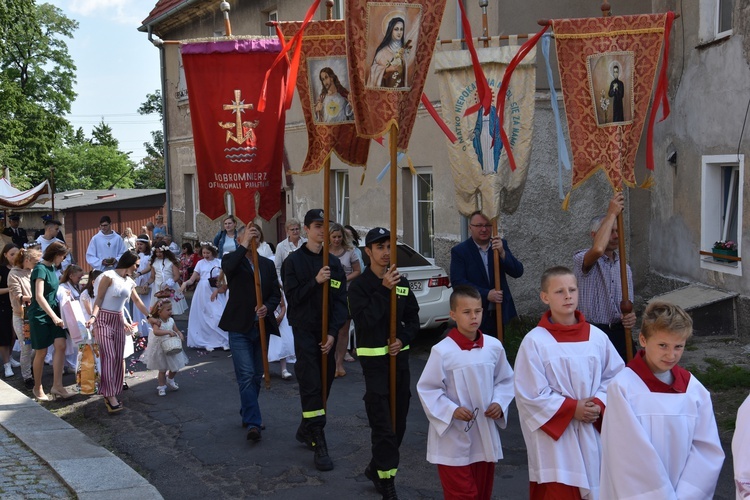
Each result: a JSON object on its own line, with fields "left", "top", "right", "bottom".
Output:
{"left": 0, "top": 380, "right": 163, "bottom": 499}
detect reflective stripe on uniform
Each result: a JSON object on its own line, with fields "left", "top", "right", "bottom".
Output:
{"left": 377, "top": 468, "right": 398, "bottom": 479}
{"left": 356, "top": 345, "right": 410, "bottom": 356}
{"left": 302, "top": 409, "right": 326, "bottom": 418}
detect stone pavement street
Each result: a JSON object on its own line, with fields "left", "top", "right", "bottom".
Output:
{"left": 0, "top": 426, "right": 74, "bottom": 499}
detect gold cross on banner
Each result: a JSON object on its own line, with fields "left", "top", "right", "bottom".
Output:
{"left": 219, "top": 90, "right": 258, "bottom": 145}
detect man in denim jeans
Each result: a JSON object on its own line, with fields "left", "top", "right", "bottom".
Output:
{"left": 219, "top": 225, "right": 280, "bottom": 442}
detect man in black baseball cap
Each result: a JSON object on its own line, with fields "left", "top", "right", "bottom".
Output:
{"left": 282, "top": 208, "right": 347, "bottom": 471}
{"left": 348, "top": 226, "right": 419, "bottom": 499}
{"left": 2, "top": 214, "right": 28, "bottom": 247}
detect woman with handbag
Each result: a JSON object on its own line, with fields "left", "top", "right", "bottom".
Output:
{"left": 143, "top": 245, "right": 188, "bottom": 316}
{"left": 85, "top": 251, "right": 150, "bottom": 413}
{"left": 29, "top": 242, "right": 72, "bottom": 401}
{"left": 8, "top": 245, "right": 41, "bottom": 387}
{"left": 180, "top": 242, "right": 229, "bottom": 351}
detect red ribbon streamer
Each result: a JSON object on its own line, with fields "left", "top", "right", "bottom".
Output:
{"left": 496, "top": 24, "right": 548, "bottom": 171}
{"left": 455, "top": 0, "right": 491, "bottom": 118}
{"left": 646, "top": 11, "right": 675, "bottom": 171}
{"left": 258, "top": 0, "right": 321, "bottom": 112}
{"left": 421, "top": 93, "right": 458, "bottom": 143}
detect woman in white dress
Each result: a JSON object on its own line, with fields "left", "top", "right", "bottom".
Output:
{"left": 180, "top": 242, "right": 229, "bottom": 351}
{"left": 267, "top": 291, "right": 295, "bottom": 379}
{"left": 143, "top": 245, "right": 188, "bottom": 316}
{"left": 131, "top": 235, "right": 152, "bottom": 337}
{"left": 122, "top": 227, "right": 137, "bottom": 252}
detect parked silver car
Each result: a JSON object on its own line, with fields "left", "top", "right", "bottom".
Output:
{"left": 358, "top": 243, "right": 451, "bottom": 330}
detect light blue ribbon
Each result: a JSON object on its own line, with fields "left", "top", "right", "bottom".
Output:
{"left": 542, "top": 33, "right": 571, "bottom": 199}
{"left": 377, "top": 152, "right": 407, "bottom": 183}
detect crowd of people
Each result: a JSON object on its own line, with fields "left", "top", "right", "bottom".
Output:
{"left": 0, "top": 206, "right": 748, "bottom": 500}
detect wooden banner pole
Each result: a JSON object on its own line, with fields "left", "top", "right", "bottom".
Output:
{"left": 389, "top": 124, "right": 398, "bottom": 431}
{"left": 320, "top": 0, "right": 334, "bottom": 412}
{"left": 617, "top": 208, "right": 634, "bottom": 361}
{"left": 250, "top": 237, "right": 271, "bottom": 389}
{"left": 492, "top": 219, "right": 503, "bottom": 341}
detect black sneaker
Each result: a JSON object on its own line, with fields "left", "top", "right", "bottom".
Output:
{"left": 246, "top": 426, "right": 262, "bottom": 443}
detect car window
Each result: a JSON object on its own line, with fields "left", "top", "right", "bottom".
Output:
{"left": 358, "top": 243, "right": 430, "bottom": 268}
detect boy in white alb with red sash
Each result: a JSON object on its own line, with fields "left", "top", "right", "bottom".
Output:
{"left": 515, "top": 266, "right": 624, "bottom": 499}
{"left": 417, "top": 285, "right": 514, "bottom": 500}
{"left": 600, "top": 301, "right": 724, "bottom": 499}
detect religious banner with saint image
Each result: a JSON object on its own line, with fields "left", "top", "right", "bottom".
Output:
{"left": 278, "top": 20, "right": 370, "bottom": 174}
{"left": 346, "top": 0, "right": 447, "bottom": 149}
{"left": 181, "top": 38, "right": 287, "bottom": 221}
{"left": 434, "top": 40, "right": 536, "bottom": 218}
{"left": 552, "top": 13, "right": 673, "bottom": 193}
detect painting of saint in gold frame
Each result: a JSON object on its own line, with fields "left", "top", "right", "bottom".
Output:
{"left": 588, "top": 51, "right": 634, "bottom": 126}
{"left": 365, "top": 3, "right": 422, "bottom": 91}
{"left": 308, "top": 56, "right": 355, "bottom": 124}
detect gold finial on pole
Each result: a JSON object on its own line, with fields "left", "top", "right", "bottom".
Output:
{"left": 220, "top": 1, "right": 232, "bottom": 36}
{"left": 601, "top": 0, "right": 611, "bottom": 17}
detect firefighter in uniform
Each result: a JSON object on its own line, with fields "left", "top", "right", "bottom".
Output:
{"left": 348, "top": 227, "right": 420, "bottom": 500}
{"left": 282, "top": 209, "right": 347, "bottom": 471}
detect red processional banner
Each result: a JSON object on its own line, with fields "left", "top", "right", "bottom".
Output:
{"left": 277, "top": 20, "right": 370, "bottom": 174}
{"left": 181, "top": 39, "right": 287, "bottom": 222}
{"left": 345, "top": 0, "right": 447, "bottom": 150}
{"left": 552, "top": 13, "right": 673, "bottom": 192}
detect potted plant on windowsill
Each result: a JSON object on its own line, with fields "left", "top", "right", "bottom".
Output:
{"left": 713, "top": 240, "right": 738, "bottom": 262}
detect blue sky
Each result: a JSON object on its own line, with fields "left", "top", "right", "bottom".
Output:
{"left": 46, "top": 0, "right": 162, "bottom": 164}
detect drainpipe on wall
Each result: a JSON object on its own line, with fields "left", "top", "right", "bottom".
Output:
{"left": 147, "top": 27, "right": 172, "bottom": 236}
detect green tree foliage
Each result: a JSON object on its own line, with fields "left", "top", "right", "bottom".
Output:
{"left": 91, "top": 119, "right": 119, "bottom": 148}
{"left": 133, "top": 90, "right": 165, "bottom": 189}
{"left": 50, "top": 140, "right": 134, "bottom": 192}
{"left": 0, "top": 0, "right": 77, "bottom": 188}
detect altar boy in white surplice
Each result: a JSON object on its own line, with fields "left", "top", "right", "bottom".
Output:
{"left": 600, "top": 301, "right": 724, "bottom": 499}
{"left": 417, "top": 285, "right": 514, "bottom": 500}
{"left": 514, "top": 266, "right": 624, "bottom": 500}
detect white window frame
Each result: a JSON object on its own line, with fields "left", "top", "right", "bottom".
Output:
{"left": 224, "top": 192, "right": 235, "bottom": 217}
{"left": 716, "top": 0, "right": 733, "bottom": 38}
{"left": 334, "top": 170, "right": 349, "bottom": 225}
{"left": 700, "top": 154, "right": 743, "bottom": 276}
{"left": 698, "top": 0, "right": 733, "bottom": 44}
{"left": 175, "top": 53, "right": 188, "bottom": 102}
{"left": 184, "top": 174, "right": 197, "bottom": 233}
{"left": 411, "top": 168, "right": 435, "bottom": 259}
{"left": 267, "top": 10, "right": 278, "bottom": 36}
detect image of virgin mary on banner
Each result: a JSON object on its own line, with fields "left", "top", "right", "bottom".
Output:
{"left": 278, "top": 20, "right": 370, "bottom": 174}
{"left": 552, "top": 13, "right": 673, "bottom": 192}
{"left": 434, "top": 40, "right": 536, "bottom": 219}
{"left": 346, "top": 0, "right": 447, "bottom": 150}
{"left": 181, "top": 38, "right": 287, "bottom": 222}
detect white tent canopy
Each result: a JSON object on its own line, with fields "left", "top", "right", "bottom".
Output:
{"left": 0, "top": 178, "right": 51, "bottom": 209}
